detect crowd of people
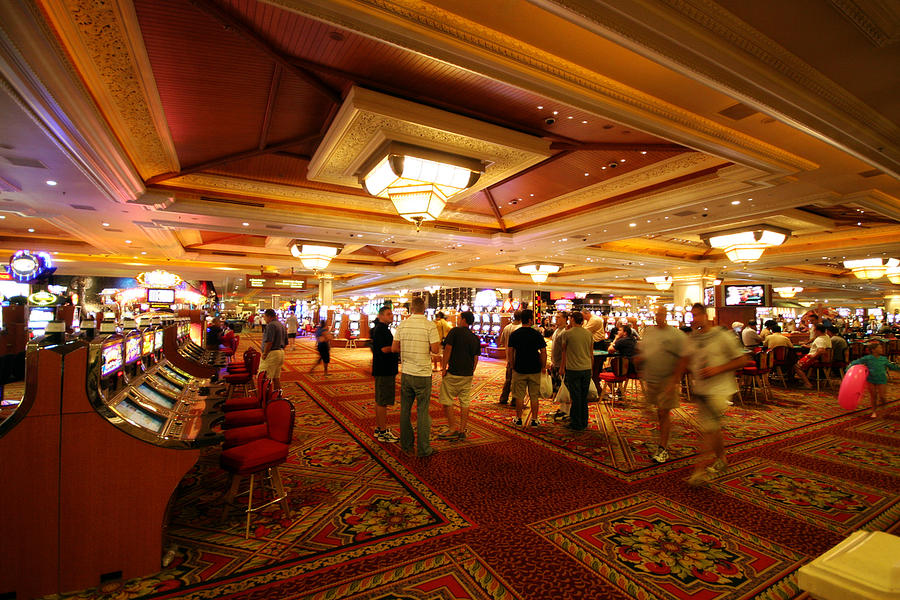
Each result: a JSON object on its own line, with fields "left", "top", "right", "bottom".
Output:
{"left": 224, "top": 300, "right": 897, "bottom": 486}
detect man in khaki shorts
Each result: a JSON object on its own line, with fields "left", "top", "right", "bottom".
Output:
{"left": 635, "top": 306, "right": 690, "bottom": 463}
{"left": 437, "top": 311, "right": 481, "bottom": 440}
{"left": 259, "top": 308, "right": 288, "bottom": 391}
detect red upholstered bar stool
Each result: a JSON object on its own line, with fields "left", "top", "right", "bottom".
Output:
{"left": 225, "top": 348, "right": 259, "bottom": 375}
{"left": 220, "top": 335, "right": 240, "bottom": 361}
{"left": 597, "top": 357, "right": 629, "bottom": 406}
{"left": 220, "top": 397, "right": 295, "bottom": 538}
{"left": 769, "top": 346, "right": 793, "bottom": 387}
{"left": 222, "top": 372, "right": 268, "bottom": 413}
{"left": 738, "top": 350, "right": 772, "bottom": 403}
{"left": 224, "top": 382, "right": 275, "bottom": 429}
{"left": 224, "top": 349, "right": 261, "bottom": 396}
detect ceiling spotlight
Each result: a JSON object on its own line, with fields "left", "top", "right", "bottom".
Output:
{"left": 45, "top": 180, "right": 57, "bottom": 186}
{"left": 242, "top": 222, "right": 250, "bottom": 227}
{"left": 102, "top": 222, "right": 110, "bottom": 227}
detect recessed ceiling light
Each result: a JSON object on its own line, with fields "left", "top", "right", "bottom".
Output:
{"left": 552, "top": 110, "right": 559, "bottom": 115}
{"left": 0, "top": 215, "right": 5, "bottom": 219}
{"left": 640, "top": 151, "right": 647, "bottom": 155}
{"left": 582, "top": 120, "right": 588, "bottom": 124}
{"left": 857, "top": 222, "right": 862, "bottom": 226}
{"left": 125, "top": 239, "right": 132, "bottom": 244}
{"left": 567, "top": 116, "right": 573, "bottom": 119}
{"left": 731, "top": 200, "right": 741, "bottom": 205}
{"left": 584, "top": 172, "right": 590, "bottom": 176}
{"left": 45, "top": 180, "right": 57, "bottom": 186}
{"left": 537, "top": 105, "right": 543, "bottom": 109}
{"left": 27, "top": 228, "right": 34, "bottom": 232}
{"left": 601, "top": 166, "right": 607, "bottom": 170}
{"left": 629, "top": 223, "right": 636, "bottom": 227}
{"left": 620, "top": 159, "right": 626, "bottom": 162}
{"left": 242, "top": 222, "right": 249, "bottom": 227}
{"left": 102, "top": 222, "right": 110, "bottom": 227}
{"left": 141, "top": 251, "right": 147, "bottom": 255}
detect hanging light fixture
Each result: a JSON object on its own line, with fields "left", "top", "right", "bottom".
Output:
{"left": 289, "top": 240, "right": 344, "bottom": 271}
{"left": 645, "top": 276, "right": 673, "bottom": 291}
{"left": 773, "top": 286, "right": 803, "bottom": 298}
{"left": 843, "top": 257, "right": 899, "bottom": 279}
{"left": 700, "top": 225, "right": 790, "bottom": 263}
{"left": 887, "top": 265, "right": 900, "bottom": 284}
{"left": 424, "top": 285, "right": 440, "bottom": 293}
{"left": 516, "top": 261, "right": 563, "bottom": 283}
{"left": 358, "top": 142, "right": 485, "bottom": 231}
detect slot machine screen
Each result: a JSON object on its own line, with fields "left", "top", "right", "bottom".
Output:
{"left": 137, "top": 383, "right": 176, "bottom": 409}
{"left": 147, "top": 288, "right": 175, "bottom": 304}
{"left": 155, "top": 329, "right": 164, "bottom": 350}
{"left": 153, "top": 374, "right": 183, "bottom": 393}
{"left": 703, "top": 287, "right": 715, "bottom": 306}
{"left": 161, "top": 365, "right": 189, "bottom": 384}
{"left": 116, "top": 398, "right": 166, "bottom": 433}
{"left": 125, "top": 335, "right": 141, "bottom": 364}
{"left": 27, "top": 307, "right": 54, "bottom": 337}
{"left": 101, "top": 342, "right": 124, "bottom": 376}
{"left": 142, "top": 331, "right": 154, "bottom": 355}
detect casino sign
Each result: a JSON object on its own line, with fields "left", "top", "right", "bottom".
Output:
{"left": 6, "top": 250, "right": 56, "bottom": 282}
{"left": 136, "top": 269, "right": 182, "bottom": 288}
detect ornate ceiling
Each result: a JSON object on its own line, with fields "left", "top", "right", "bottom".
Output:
{"left": 0, "top": 0, "right": 898, "bottom": 303}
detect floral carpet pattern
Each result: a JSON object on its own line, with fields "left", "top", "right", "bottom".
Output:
{"left": 531, "top": 492, "right": 804, "bottom": 600}
{"left": 709, "top": 458, "right": 900, "bottom": 533}
{"left": 42, "top": 335, "right": 900, "bottom": 600}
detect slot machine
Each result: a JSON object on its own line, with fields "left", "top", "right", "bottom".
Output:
{"left": 349, "top": 312, "right": 360, "bottom": 337}
{"left": 491, "top": 313, "right": 502, "bottom": 340}
{"left": 472, "top": 313, "right": 481, "bottom": 334}
{"left": 27, "top": 306, "right": 55, "bottom": 338}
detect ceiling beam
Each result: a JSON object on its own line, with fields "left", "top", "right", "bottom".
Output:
{"left": 549, "top": 142, "right": 686, "bottom": 152}
{"left": 190, "top": 0, "right": 342, "bottom": 105}
{"left": 483, "top": 188, "right": 507, "bottom": 232}
{"left": 258, "top": 64, "right": 282, "bottom": 150}
{"left": 145, "top": 132, "right": 323, "bottom": 184}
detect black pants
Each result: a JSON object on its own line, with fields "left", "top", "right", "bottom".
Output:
{"left": 565, "top": 369, "right": 592, "bottom": 430}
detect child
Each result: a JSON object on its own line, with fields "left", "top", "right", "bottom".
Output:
{"left": 848, "top": 341, "right": 900, "bottom": 418}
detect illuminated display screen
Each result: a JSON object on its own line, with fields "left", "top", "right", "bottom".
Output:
{"left": 138, "top": 383, "right": 176, "bottom": 409}
{"left": 125, "top": 335, "right": 141, "bottom": 364}
{"left": 724, "top": 285, "right": 766, "bottom": 306}
{"left": 116, "top": 398, "right": 165, "bottom": 432}
{"left": 162, "top": 365, "right": 189, "bottom": 383}
{"left": 153, "top": 374, "right": 183, "bottom": 393}
{"left": 703, "top": 287, "right": 715, "bottom": 306}
{"left": 101, "top": 342, "right": 123, "bottom": 376}
{"left": 142, "top": 331, "right": 154, "bottom": 355}
{"left": 155, "top": 329, "right": 164, "bottom": 350}
{"left": 147, "top": 288, "right": 175, "bottom": 303}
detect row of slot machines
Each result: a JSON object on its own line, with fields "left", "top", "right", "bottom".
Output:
{"left": 0, "top": 318, "right": 228, "bottom": 599}
{"left": 91, "top": 321, "right": 227, "bottom": 445}
{"left": 472, "top": 313, "right": 509, "bottom": 345}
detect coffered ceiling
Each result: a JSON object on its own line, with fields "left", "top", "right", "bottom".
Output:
{"left": 0, "top": 0, "right": 898, "bottom": 304}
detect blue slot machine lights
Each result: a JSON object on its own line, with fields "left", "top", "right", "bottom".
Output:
{"left": 6, "top": 250, "right": 56, "bottom": 282}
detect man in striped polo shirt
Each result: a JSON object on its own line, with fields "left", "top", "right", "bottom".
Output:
{"left": 392, "top": 296, "right": 441, "bottom": 457}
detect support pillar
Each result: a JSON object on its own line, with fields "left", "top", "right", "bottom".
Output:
{"left": 318, "top": 273, "right": 333, "bottom": 306}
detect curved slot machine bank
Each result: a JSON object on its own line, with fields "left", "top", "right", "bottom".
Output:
{"left": 1, "top": 326, "right": 227, "bottom": 598}
{"left": 161, "top": 319, "right": 223, "bottom": 378}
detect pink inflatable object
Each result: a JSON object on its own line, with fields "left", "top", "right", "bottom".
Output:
{"left": 838, "top": 364, "right": 869, "bottom": 410}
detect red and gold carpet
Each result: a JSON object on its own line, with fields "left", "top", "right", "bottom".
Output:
{"left": 46, "top": 335, "right": 900, "bottom": 600}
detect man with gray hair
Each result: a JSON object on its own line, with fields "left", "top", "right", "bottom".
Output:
{"left": 392, "top": 296, "right": 441, "bottom": 457}
{"left": 581, "top": 308, "right": 607, "bottom": 350}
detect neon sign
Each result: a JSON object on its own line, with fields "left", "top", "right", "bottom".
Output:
{"left": 6, "top": 250, "right": 56, "bottom": 282}
{"left": 27, "top": 290, "right": 59, "bottom": 306}
{"left": 136, "top": 269, "right": 182, "bottom": 288}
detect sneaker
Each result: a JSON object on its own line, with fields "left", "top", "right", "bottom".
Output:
{"left": 511, "top": 417, "right": 523, "bottom": 426}
{"left": 452, "top": 430, "right": 467, "bottom": 441}
{"left": 706, "top": 458, "right": 728, "bottom": 475}
{"left": 686, "top": 470, "right": 710, "bottom": 486}
{"left": 651, "top": 448, "right": 669, "bottom": 464}
{"left": 437, "top": 429, "right": 460, "bottom": 440}
{"left": 376, "top": 429, "right": 399, "bottom": 443}
{"left": 529, "top": 419, "right": 540, "bottom": 427}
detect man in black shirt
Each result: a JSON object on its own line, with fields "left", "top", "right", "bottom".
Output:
{"left": 371, "top": 306, "right": 399, "bottom": 443}
{"left": 437, "top": 311, "right": 481, "bottom": 441}
{"left": 508, "top": 309, "right": 547, "bottom": 427}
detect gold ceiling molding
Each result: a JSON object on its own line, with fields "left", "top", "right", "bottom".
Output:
{"left": 828, "top": 0, "right": 900, "bottom": 47}
{"left": 537, "top": 0, "right": 899, "bottom": 176}
{"left": 276, "top": 0, "right": 817, "bottom": 175}
{"left": 159, "top": 173, "right": 499, "bottom": 227}
{"left": 37, "top": 0, "right": 179, "bottom": 178}
{"left": 503, "top": 153, "right": 724, "bottom": 227}
{"left": 307, "top": 86, "right": 551, "bottom": 192}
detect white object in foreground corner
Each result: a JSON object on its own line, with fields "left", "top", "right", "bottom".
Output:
{"left": 797, "top": 530, "right": 900, "bottom": 600}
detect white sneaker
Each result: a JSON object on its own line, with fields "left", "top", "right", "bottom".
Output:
{"left": 651, "top": 448, "right": 669, "bottom": 463}
{"left": 377, "top": 429, "right": 399, "bottom": 443}
{"left": 706, "top": 458, "right": 728, "bottom": 475}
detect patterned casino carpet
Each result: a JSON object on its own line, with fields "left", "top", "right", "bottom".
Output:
{"left": 47, "top": 334, "right": 900, "bottom": 600}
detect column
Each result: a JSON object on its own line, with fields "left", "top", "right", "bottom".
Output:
{"left": 318, "top": 273, "right": 333, "bottom": 305}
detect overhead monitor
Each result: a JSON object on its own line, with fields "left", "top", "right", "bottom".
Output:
{"left": 703, "top": 287, "right": 715, "bottom": 307}
{"left": 724, "top": 284, "right": 766, "bottom": 306}
{"left": 147, "top": 288, "right": 175, "bottom": 304}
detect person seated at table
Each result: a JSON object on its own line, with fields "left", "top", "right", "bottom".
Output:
{"left": 221, "top": 323, "right": 235, "bottom": 348}
{"left": 763, "top": 325, "right": 792, "bottom": 350}
{"left": 206, "top": 317, "right": 224, "bottom": 350}
{"left": 827, "top": 326, "right": 848, "bottom": 360}
{"left": 794, "top": 324, "right": 832, "bottom": 389}
{"left": 783, "top": 319, "right": 797, "bottom": 333}
{"left": 741, "top": 320, "right": 763, "bottom": 348}
{"left": 802, "top": 313, "right": 820, "bottom": 342}
{"left": 760, "top": 319, "right": 777, "bottom": 340}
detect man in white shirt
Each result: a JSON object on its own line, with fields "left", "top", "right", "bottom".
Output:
{"left": 794, "top": 324, "right": 832, "bottom": 389}
{"left": 392, "top": 296, "right": 441, "bottom": 457}
{"left": 635, "top": 306, "right": 690, "bottom": 464}
{"left": 285, "top": 312, "right": 299, "bottom": 349}
{"left": 581, "top": 309, "right": 607, "bottom": 349}
{"left": 741, "top": 320, "right": 762, "bottom": 347}
{"left": 685, "top": 303, "right": 749, "bottom": 485}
